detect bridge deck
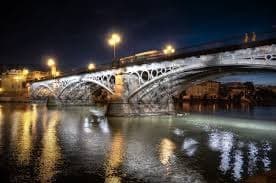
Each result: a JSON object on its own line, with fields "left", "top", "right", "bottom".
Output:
{"left": 31, "top": 32, "right": 276, "bottom": 83}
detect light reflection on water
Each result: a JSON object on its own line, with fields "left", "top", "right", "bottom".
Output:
{"left": 0, "top": 103, "right": 275, "bottom": 182}
{"left": 182, "top": 138, "right": 198, "bottom": 157}
{"left": 39, "top": 110, "right": 61, "bottom": 182}
{"left": 105, "top": 132, "right": 124, "bottom": 183}
{"left": 206, "top": 129, "right": 272, "bottom": 181}
{"left": 159, "top": 138, "right": 176, "bottom": 166}
{"left": 0, "top": 105, "right": 3, "bottom": 155}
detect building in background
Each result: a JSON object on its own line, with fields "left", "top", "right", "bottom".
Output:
{"left": 183, "top": 81, "right": 220, "bottom": 100}
{"left": 0, "top": 69, "right": 48, "bottom": 97}
{"left": 179, "top": 80, "right": 276, "bottom": 105}
{"left": 27, "top": 70, "right": 49, "bottom": 81}
{"left": 0, "top": 69, "right": 27, "bottom": 96}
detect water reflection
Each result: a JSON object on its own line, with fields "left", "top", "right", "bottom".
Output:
{"left": 99, "top": 119, "right": 110, "bottom": 134}
{"left": 0, "top": 105, "right": 3, "bottom": 154}
{"left": 0, "top": 104, "right": 2, "bottom": 122}
{"left": 173, "top": 111, "right": 275, "bottom": 182}
{"left": 248, "top": 142, "right": 258, "bottom": 175}
{"left": 182, "top": 138, "right": 198, "bottom": 157}
{"left": 105, "top": 132, "right": 124, "bottom": 183}
{"left": 0, "top": 104, "right": 275, "bottom": 182}
{"left": 208, "top": 131, "right": 234, "bottom": 173}
{"left": 159, "top": 138, "right": 176, "bottom": 173}
{"left": 39, "top": 111, "right": 61, "bottom": 182}
{"left": 83, "top": 115, "right": 110, "bottom": 134}
{"left": 7, "top": 105, "right": 38, "bottom": 166}
{"left": 17, "top": 109, "right": 36, "bottom": 164}
{"left": 180, "top": 102, "right": 252, "bottom": 114}
{"left": 179, "top": 102, "right": 276, "bottom": 122}
{"left": 173, "top": 128, "right": 184, "bottom": 136}
{"left": 233, "top": 149, "right": 243, "bottom": 181}
{"left": 262, "top": 141, "right": 272, "bottom": 172}
{"left": 205, "top": 127, "right": 272, "bottom": 181}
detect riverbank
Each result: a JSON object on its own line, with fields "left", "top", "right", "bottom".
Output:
{"left": 179, "top": 97, "right": 276, "bottom": 106}
{"left": 0, "top": 96, "right": 30, "bottom": 103}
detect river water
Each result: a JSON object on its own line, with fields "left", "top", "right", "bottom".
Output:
{"left": 0, "top": 103, "right": 275, "bottom": 182}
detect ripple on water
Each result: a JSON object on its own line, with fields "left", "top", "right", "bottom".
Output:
{"left": 0, "top": 104, "right": 275, "bottom": 182}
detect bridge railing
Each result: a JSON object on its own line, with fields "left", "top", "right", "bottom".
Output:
{"left": 118, "top": 31, "right": 276, "bottom": 67}
{"left": 29, "top": 63, "right": 114, "bottom": 82}
{"left": 31, "top": 31, "right": 276, "bottom": 82}
{"left": 175, "top": 31, "right": 276, "bottom": 56}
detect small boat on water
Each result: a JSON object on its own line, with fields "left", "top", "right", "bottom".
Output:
{"left": 176, "top": 112, "right": 190, "bottom": 117}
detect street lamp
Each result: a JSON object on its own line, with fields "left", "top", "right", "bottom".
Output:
{"left": 23, "top": 69, "right": 29, "bottom": 75}
{"left": 47, "top": 58, "right": 55, "bottom": 67}
{"left": 55, "top": 71, "right": 60, "bottom": 77}
{"left": 88, "top": 63, "right": 96, "bottom": 71}
{"left": 163, "top": 45, "right": 175, "bottom": 55}
{"left": 13, "top": 76, "right": 22, "bottom": 95}
{"left": 108, "top": 33, "right": 121, "bottom": 59}
{"left": 47, "top": 58, "right": 57, "bottom": 78}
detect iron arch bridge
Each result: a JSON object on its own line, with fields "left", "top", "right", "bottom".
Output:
{"left": 31, "top": 70, "right": 116, "bottom": 104}
{"left": 31, "top": 44, "right": 276, "bottom": 104}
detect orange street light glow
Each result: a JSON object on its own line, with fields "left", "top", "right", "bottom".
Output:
{"left": 56, "top": 71, "right": 60, "bottom": 77}
{"left": 47, "top": 58, "right": 55, "bottom": 67}
{"left": 108, "top": 33, "right": 121, "bottom": 46}
{"left": 23, "top": 69, "right": 29, "bottom": 75}
{"left": 163, "top": 45, "right": 175, "bottom": 55}
{"left": 88, "top": 63, "right": 96, "bottom": 71}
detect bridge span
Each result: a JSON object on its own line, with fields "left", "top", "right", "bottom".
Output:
{"left": 30, "top": 37, "right": 276, "bottom": 114}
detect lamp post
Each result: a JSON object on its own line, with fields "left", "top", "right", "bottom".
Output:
{"left": 22, "top": 69, "right": 29, "bottom": 96}
{"left": 163, "top": 45, "right": 175, "bottom": 55}
{"left": 88, "top": 63, "right": 96, "bottom": 71}
{"left": 23, "top": 69, "right": 29, "bottom": 76}
{"left": 55, "top": 71, "right": 60, "bottom": 77}
{"left": 47, "top": 58, "right": 57, "bottom": 78}
{"left": 108, "top": 33, "right": 121, "bottom": 60}
{"left": 14, "top": 76, "right": 22, "bottom": 96}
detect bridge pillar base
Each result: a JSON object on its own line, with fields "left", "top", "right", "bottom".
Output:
{"left": 107, "top": 102, "right": 176, "bottom": 116}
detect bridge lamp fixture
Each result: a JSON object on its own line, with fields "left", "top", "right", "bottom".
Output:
{"left": 108, "top": 33, "right": 121, "bottom": 59}
{"left": 47, "top": 58, "right": 56, "bottom": 67}
{"left": 22, "top": 69, "right": 29, "bottom": 75}
{"left": 163, "top": 45, "right": 175, "bottom": 55}
{"left": 55, "top": 71, "right": 60, "bottom": 77}
{"left": 14, "top": 76, "right": 23, "bottom": 81}
{"left": 47, "top": 58, "right": 57, "bottom": 78}
{"left": 88, "top": 63, "right": 96, "bottom": 71}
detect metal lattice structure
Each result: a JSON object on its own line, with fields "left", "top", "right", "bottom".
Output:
{"left": 31, "top": 44, "right": 276, "bottom": 104}
{"left": 125, "top": 45, "right": 276, "bottom": 102}
{"left": 31, "top": 70, "right": 116, "bottom": 103}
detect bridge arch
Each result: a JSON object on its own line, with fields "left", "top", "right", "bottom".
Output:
{"left": 127, "top": 64, "right": 205, "bottom": 101}
{"left": 79, "top": 79, "right": 115, "bottom": 94}
{"left": 57, "top": 79, "right": 115, "bottom": 99}
{"left": 32, "top": 84, "right": 57, "bottom": 99}
{"left": 128, "top": 65, "right": 276, "bottom": 103}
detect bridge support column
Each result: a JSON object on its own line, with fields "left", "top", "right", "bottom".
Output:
{"left": 111, "top": 72, "right": 125, "bottom": 101}
{"left": 108, "top": 69, "right": 131, "bottom": 115}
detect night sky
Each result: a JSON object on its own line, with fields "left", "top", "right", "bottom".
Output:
{"left": 0, "top": 0, "right": 275, "bottom": 70}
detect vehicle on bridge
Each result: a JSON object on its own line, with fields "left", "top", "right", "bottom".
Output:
{"left": 119, "top": 50, "right": 163, "bottom": 65}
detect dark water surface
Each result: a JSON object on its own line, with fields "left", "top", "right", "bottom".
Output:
{"left": 0, "top": 103, "right": 276, "bottom": 182}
